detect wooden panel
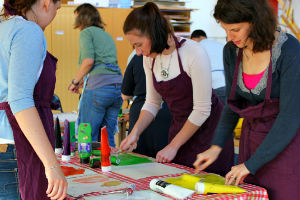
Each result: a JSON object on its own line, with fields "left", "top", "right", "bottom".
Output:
{"left": 44, "top": 25, "right": 52, "bottom": 52}
{"left": 98, "top": 7, "right": 113, "bottom": 35}
{"left": 111, "top": 8, "right": 133, "bottom": 74}
{"left": 51, "top": 5, "right": 80, "bottom": 112}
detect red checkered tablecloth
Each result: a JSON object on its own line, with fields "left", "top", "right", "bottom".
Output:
{"left": 58, "top": 154, "right": 269, "bottom": 200}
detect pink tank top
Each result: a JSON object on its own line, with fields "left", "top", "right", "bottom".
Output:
{"left": 242, "top": 70, "right": 265, "bottom": 90}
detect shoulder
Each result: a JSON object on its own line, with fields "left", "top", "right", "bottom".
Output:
{"left": 180, "top": 38, "right": 207, "bottom": 58}
{"left": 280, "top": 33, "right": 300, "bottom": 57}
{"left": 12, "top": 17, "right": 45, "bottom": 41}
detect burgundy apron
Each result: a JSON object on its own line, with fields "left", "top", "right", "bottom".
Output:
{"left": 228, "top": 49, "right": 300, "bottom": 200}
{"left": 0, "top": 51, "right": 57, "bottom": 200}
{"left": 151, "top": 37, "right": 234, "bottom": 176}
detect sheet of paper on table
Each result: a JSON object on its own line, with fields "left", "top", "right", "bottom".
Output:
{"left": 112, "top": 162, "right": 188, "bottom": 180}
{"left": 61, "top": 163, "right": 98, "bottom": 179}
{"left": 67, "top": 174, "right": 133, "bottom": 197}
{"left": 83, "top": 190, "right": 171, "bottom": 200}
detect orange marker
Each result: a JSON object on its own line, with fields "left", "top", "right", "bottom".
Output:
{"left": 101, "top": 126, "right": 111, "bottom": 172}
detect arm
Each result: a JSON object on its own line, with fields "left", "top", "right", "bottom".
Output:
{"left": 245, "top": 40, "right": 300, "bottom": 174}
{"left": 156, "top": 42, "right": 213, "bottom": 162}
{"left": 8, "top": 23, "right": 67, "bottom": 199}
{"left": 68, "top": 30, "right": 94, "bottom": 93}
{"left": 193, "top": 44, "right": 240, "bottom": 171}
{"left": 120, "top": 56, "right": 162, "bottom": 151}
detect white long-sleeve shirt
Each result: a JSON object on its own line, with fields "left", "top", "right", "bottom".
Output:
{"left": 142, "top": 38, "right": 212, "bottom": 126}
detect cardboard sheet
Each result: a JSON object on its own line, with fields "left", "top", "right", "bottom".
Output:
{"left": 112, "top": 163, "right": 187, "bottom": 179}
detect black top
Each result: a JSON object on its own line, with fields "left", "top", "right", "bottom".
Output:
{"left": 121, "top": 55, "right": 146, "bottom": 98}
{"left": 212, "top": 32, "right": 300, "bottom": 174}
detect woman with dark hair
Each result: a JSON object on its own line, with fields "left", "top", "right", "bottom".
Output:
{"left": 0, "top": 0, "right": 67, "bottom": 199}
{"left": 68, "top": 3, "right": 123, "bottom": 147}
{"left": 120, "top": 2, "right": 234, "bottom": 175}
{"left": 193, "top": 0, "right": 300, "bottom": 199}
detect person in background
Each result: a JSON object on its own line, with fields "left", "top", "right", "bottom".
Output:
{"left": 68, "top": 3, "right": 123, "bottom": 147}
{"left": 121, "top": 50, "right": 172, "bottom": 158}
{"left": 0, "top": 0, "right": 67, "bottom": 199}
{"left": 191, "top": 29, "right": 226, "bottom": 104}
{"left": 120, "top": 2, "right": 234, "bottom": 176}
{"left": 193, "top": 0, "right": 300, "bottom": 199}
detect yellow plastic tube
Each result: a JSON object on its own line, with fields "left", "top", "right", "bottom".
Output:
{"left": 195, "top": 182, "right": 246, "bottom": 194}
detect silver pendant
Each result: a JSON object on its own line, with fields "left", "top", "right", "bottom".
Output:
{"left": 161, "top": 69, "right": 169, "bottom": 79}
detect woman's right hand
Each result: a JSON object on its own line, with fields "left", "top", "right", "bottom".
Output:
{"left": 193, "top": 145, "right": 222, "bottom": 173}
{"left": 119, "top": 132, "right": 139, "bottom": 152}
{"left": 45, "top": 164, "right": 68, "bottom": 200}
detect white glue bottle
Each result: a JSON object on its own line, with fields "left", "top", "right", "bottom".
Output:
{"left": 149, "top": 179, "right": 195, "bottom": 199}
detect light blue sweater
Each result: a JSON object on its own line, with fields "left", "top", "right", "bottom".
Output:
{"left": 0, "top": 16, "right": 47, "bottom": 143}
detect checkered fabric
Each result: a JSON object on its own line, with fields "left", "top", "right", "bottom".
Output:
{"left": 58, "top": 154, "right": 269, "bottom": 200}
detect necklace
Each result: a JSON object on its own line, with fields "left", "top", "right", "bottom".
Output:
{"left": 160, "top": 53, "right": 173, "bottom": 79}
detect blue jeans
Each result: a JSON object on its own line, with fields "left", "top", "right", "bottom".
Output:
{"left": 78, "top": 84, "right": 123, "bottom": 147}
{"left": 0, "top": 144, "right": 20, "bottom": 200}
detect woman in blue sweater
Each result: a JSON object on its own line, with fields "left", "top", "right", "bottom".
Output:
{"left": 193, "top": 0, "right": 300, "bottom": 199}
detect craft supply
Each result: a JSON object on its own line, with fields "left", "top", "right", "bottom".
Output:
{"left": 165, "top": 173, "right": 246, "bottom": 194}
{"left": 54, "top": 117, "right": 63, "bottom": 154}
{"left": 62, "top": 120, "right": 71, "bottom": 161}
{"left": 101, "top": 126, "right": 111, "bottom": 172}
{"left": 69, "top": 121, "right": 76, "bottom": 156}
{"left": 78, "top": 123, "right": 92, "bottom": 164}
{"left": 150, "top": 179, "right": 195, "bottom": 200}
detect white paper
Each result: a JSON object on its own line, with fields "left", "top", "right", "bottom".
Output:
{"left": 112, "top": 163, "right": 187, "bottom": 180}
{"left": 83, "top": 190, "right": 171, "bottom": 200}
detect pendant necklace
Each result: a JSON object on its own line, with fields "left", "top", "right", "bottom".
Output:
{"left": 160, "top": 53, "right": 173, "bottom": 79}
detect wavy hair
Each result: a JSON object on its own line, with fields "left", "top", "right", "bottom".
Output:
{"left": 123, "top": 2, "right": 174, "bottom": 54}
{"left": 213, "top": 0, "right": 277, "bottom": 52}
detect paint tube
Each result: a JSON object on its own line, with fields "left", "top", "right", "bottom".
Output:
{"left": 149, "top": 179, "right": 195, "bottom": 200}
{"left": 195, "top": 182, "right": 246, "bottom": 194}
{"left": 62, "top": 120, "right": 71, "bottom": 161}
{"left": 54, "top": 117, "right": 63, "bottom": 154}
{"left": 69, "top": 121, "right": 76, "bottom": 156}
{"left": 101, "top": 126, "right": 111, "bottom": 172}
{"left": 78, "top": 123, "right": 92, "bottom": 164}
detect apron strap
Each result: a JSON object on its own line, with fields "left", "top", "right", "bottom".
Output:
{"left": 229, "top": 48, "right": 273, "bottom": 100}
{"left": 265, "top": 48, "right": 273, "bottom": 100}
{"left": 151, "top": 36, "right": 186, "bottom": 73}
{"left": 229, "top": 48, "right": 243, "bottom": 100}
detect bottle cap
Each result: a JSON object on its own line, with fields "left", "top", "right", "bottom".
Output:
{"left": 55, "top": 148, "right": 63, "bottom": 154}
{"left": 61, "top": 155, "right": 71, "bottom": 162}
{"left": 101, "top": 165, "right": 112, "bottom": 172}
{"left": 195, "top": 182, "right": 205, "bottom": 194}
{"left": 80, "top": 157, "right": 90, "bottom": 164}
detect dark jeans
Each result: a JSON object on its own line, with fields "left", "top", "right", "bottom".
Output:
{"left": 214, "top": 86, "right": 226, "bottom": 105}
{"left": 0, "top": 144, "right": 20, "bottom": 200}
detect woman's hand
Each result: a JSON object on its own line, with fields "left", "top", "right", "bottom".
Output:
{"left": 45, "top": 164, "right": 68, "bottom": 200}
{"left": 156, "top": 144, "right": 179, "bottom": 163}
{"left": 68, "top": 83, "right": 80, "bottom": 94}
{"left": 119, "top": 132, "right": 139, "bottom": 152}
{"left": 225, "top": 163, "right": 250, "bottom": 186}
{"left": 193, "top": 145, "right": 222, "bottom": 173}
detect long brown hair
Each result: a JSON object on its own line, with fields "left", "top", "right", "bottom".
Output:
{"left": 123, "top": 2, "right": 173, "bottom": 54}
{"left": 1, "top": 0, "right": 60, "bottom": 20}
{"left": 74, "top": 3, "right": 105, "bottom": 30}
{"left": 214, "top": 0, "right": 277, "bottom": 52}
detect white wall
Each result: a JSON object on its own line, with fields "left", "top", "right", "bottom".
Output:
{"left": 183, "top": 0, "right": 227, "bottom": 44}
{"left": 0, "top": 0, "right": 4, "bottom": 14}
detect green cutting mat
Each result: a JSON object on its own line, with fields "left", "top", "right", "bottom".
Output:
{"left": 117, "top": 153, "right": 153, "bottom": 166}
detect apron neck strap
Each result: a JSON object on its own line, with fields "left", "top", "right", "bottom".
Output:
{"left": 229, "top": 47, "right": 273, "bottom": 100}
{"left": 152, "top": 35, "right": 186, "bottom": 73}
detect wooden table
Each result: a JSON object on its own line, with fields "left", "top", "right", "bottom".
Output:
{"left": 57, "top": 153, "right": 269, "bottom": 200}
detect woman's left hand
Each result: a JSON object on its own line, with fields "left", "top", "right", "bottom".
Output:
{"left": 156, "top": 144, "right": 178, "bottom": 163}
{"left": 225, "top": 163, "right": 250, "bottom": 186}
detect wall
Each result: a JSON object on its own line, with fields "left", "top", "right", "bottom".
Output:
{"left": 183, "top": 0, "right": 226, "bottom": 44}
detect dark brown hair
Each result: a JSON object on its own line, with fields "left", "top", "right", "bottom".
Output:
{"left": 1, "top": 0, "right": 60, "bottom": 19}
{"left": 123, "top": 2, "right": 173, "bottom": 54}
{"left": 213, "top": 0, "right": 277, "bottom": 52}
{"left": 74, "top": 3, "right": 105, "bottom": 30}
